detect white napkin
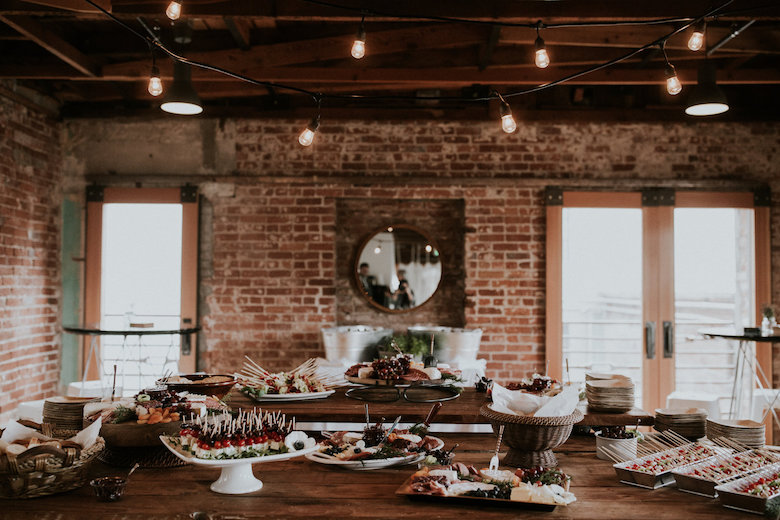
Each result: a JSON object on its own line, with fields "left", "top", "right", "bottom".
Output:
{"left": 0, "top": 417, "right": 101, "bottom": 451}
{"left": 491, "top": 383, "right": 579, "bottom": 417}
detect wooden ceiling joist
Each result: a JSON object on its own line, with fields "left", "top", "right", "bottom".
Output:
{"left": 0, "top": 14, "right": 99, "bottom": 76}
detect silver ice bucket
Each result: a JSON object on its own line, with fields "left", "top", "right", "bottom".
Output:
{"left": 407, "top": 326, "right": 483, "bottom": 363}
{"left": 321, "top": 325, "right": 393, "bottom": 363}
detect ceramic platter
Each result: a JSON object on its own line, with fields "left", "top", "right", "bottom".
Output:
{"left": 305, "top": 436, "right": 444, "bottom": 470}
{"left": 159, "top": 436, "right": 318, "bottom": 494}
{"left": 242, "top": 389, "right": 335, "bottom": 402}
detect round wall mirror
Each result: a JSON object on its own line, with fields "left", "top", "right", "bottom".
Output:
{"left": 355, "top": 225, "right": 442, "bottom": 312}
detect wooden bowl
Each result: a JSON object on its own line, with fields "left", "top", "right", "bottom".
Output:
{"left": 480, "top": 403, "right": 584, "bottom": 468}
{"left": 96, "top": 420, "right": 182, "bottom": 448}
{"left": 157, "top": 374, "right": 236, "bottom": 399}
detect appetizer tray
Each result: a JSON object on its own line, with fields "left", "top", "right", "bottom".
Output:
{"left": 672, "top": 450, "right": 779, "bottom": 498}
{"left": 242, "top": 389, "right": 335, "bottom": 402}
{"left": 613, "top": 443, "right": 727, "bottom": 489}
{"left": 160, "top": 436, "right": 318, "bottom": 494}
{"left": 714, "top": 462, "right": 780, "bottom": 515}
{"left": 395, "top": 476, "right": 558, "bottom": 511}
{"left": 305, "top": 436, "right": 443, "bottom": 470}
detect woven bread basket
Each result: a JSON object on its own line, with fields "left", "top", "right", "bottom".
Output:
{"left": 480, "top": 403, "right": 583, "bottom": 468}
{"left": 0, "top": 433, "right": 105, "bottom": 499}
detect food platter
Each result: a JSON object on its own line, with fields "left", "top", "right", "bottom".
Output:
{"left": 242, "top": 390, "right": 335, "bottom": 402}
{"left": 395, "top": 477, "right": 557, "bottom": 511}
{"left": 305, "top": 436, "right": 444, "bottom": 470}
{"left": 160, "top": 436, "right": 318, "bottom": 494}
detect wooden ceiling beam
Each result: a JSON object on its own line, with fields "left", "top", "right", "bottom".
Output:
{"left": 0, "top": 14, "right": 99, "bottom": 76}
{"left": 223, "top": 16, "right": 252, "bottom": 50}
{"left": 20, "top": 0, "right": 110, "bottom": 13}
{"left": 100, "top": 23, "right": 487, "bottom": 78}
{"left": 105, "top": 0, "right": 780, "bottom": 22}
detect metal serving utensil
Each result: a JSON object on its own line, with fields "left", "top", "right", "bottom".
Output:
{"left": 488, "top": 424, "right": 505, "bottom": 471}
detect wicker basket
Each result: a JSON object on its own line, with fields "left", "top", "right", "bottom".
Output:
{"left": 0, "top": 438, "right": 105, "bottom": 499}
{"left": 480, "top": 403, "right": 583, "bottom": 468}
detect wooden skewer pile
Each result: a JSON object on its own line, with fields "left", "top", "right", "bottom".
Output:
{"left": 192, "top": 409, "right": 296, "bottom": 436}
{"left": 236, "top": 356, "right": 344, "bottom": 390}
{"left": 600, "top": 429, "right": 717, "bottom": 466}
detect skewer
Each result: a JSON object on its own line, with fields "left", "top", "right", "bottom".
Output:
{"left": 599, "top": 444, "right": 630, "bottom": 463}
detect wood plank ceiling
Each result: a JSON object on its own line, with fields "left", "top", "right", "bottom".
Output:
{"left": 1, "top": 0, "right": 779, "bottom": 118}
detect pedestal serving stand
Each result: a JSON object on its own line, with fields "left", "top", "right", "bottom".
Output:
{"left": 160, "top": 436, "right": 317, "bottom": 494}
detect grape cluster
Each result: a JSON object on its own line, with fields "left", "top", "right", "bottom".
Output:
{"left": 370, "top": 356, "right": 411, "bottom": 380}
{"left": 362, "top": 422, "right": 386, "bottom": 446}
{"left": 515, "top": 466, "right": 569, "bottom": 486}
{"left": 599, "top": 426, "right": 635, "bottom": 439}
{"left": 506, "top": 377, "right": 554, "bottom": 393}
{"left": 463, "top": 482, "right": 511, "bottom": 499}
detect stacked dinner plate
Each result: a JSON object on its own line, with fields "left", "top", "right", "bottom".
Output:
{"left": 654, "top": 407, "right": 708, "bottom": 439}
{"left": 706, "top": 418, "right": 766, "bottom": 449}
{"left": 585, "top": 372, "right": 631, "bottom": 382}
{"left": 42, "top": 396, "right": 92, "bottom": 431}
{"left": 585, "top": 378, "right": 635, "bottom": 413}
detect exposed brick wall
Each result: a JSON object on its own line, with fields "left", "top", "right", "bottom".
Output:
{"left": 64, "top": 118, "right": 780, "bottom": 384}
{"left": 0, "top": 90, "right": 62, "bottom": 422}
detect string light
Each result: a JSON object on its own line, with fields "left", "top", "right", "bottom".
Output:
{"left": 351, "top": 17, "right": 366, "bottom": 59}
{"left": 661, "top": 46, "right": 681, "bottom": 96}
{"left": 87, "top": 0, "right": 738, "bottom": 132}
{"left": 688, "top": 20, "right": 706, "bottom": 51}
{"left": 298, "top": 114, "right": 321, "bottom": 146}
{"left": 147, "top": 53, "right": 163, "bottom": 96}
{"left": 497, "top": 94, "right": 517, "bottom": 134}
{"left": 534, "top": 23, "right": 550, "bottom": 69}
{"left": 166, "top": 0, "right": 182, "bottom": 20}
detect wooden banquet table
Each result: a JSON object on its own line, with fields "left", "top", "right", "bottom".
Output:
{"left": 2, "top": 435, "right": 746, "bottom": 520}
{"left": 228, "top": 387, "right": 654, "bottom": 427}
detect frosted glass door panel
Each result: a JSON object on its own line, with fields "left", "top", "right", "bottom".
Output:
{"left": 562, "top": 208, "right": 643, "bottom": 406}
{"left": 100, "top": 203, "right": 183, "bottom": 393}
{"left": 673, "top": 208, "right": 755, "bottom": 417}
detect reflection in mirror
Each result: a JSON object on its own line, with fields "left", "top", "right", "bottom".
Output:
{"left": 356, "top": 225, "right": 442, "bottom": 312}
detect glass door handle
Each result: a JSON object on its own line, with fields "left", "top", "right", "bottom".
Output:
{"left": 645, "top": 321, "right": 656, "bottom": 359}
{"left": 663, "top": 321, "right": 674, "bottom": 358}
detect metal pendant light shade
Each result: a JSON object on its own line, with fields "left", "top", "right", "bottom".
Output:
{"left": 160, "top": 61, "right": 203, "bottom": 115}
{"left": 685, "top": 62, "right": 729, "bottom": 116}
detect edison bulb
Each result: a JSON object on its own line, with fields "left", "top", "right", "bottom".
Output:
{"left": 373, "top": 246, "right": 381, "bottom": 254}
{"left": 535, "top": 48, "right": 550, "bottom": 69}
{"left": 501, "top": 114, "right": 517, "bottom": 134}
{"left": 425, "top": 244, "right": 433, "bottom": 253}
{"left": 688, "top": 31, "right": 704, "bottom": 51}
{"left": 166, "top": 0, "right": 182, "bottom": 20}
{"left": 148, "top": 76, "right": 163, "bottom": 97}
{"left": 666, "top": 75, "right": 682, "bottom": 95}
{"left": 351, "top": 39, "right": 366, "bottom": 59}
{"left": 298, "top": 128, "right": 315, "bottom": 147}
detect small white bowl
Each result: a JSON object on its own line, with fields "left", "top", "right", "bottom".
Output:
{"left": 595, "top": 432, "right": 637, "bottom": 461}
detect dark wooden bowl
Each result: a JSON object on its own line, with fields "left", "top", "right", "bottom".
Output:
{"left": 157, "top": 374, "right": 236, "bottom": 399}
{"left": 93, "top": 420, "right": 182, "bottom": 448}
{"left": 480, "top": 404, "right": 584, "bottom": 468}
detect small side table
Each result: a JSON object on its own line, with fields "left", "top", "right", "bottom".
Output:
{"left": 702, "top": 329, "right": 780, "bottom": 435}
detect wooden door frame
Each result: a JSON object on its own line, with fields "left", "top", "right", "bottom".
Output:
{"left": 546, "top": 189, "right": 771, "bottom": 417}
{"left": 83, "top": 187, "right": 199, "bottom": 380}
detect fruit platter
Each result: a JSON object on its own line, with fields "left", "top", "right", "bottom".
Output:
{"left": 344, "top": 354, "right": 459, "bottom": 386}
{"left": 714, "top": 462, "right": 780, "bottom": 515}
{"left": 672, "top": 449, "right": 780, "bottom": 498}
{"left": 160, "top": 409, "right": 317, "bottom": 494}
{"left": 306, "top": 420, "right": 444, "bottom": 470}
{"left": 237, "top": 357, "right": 337, "bottom": 402}
{"left": 397, "top": 463, "right": 576, "bottom": 510}
{"left": 613, "top": 442, "right": 727, "bottom": 489}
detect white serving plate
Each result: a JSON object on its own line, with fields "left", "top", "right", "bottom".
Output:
{"left": 305, "top": 436, "right": 444, "bottom": 470}
{"left": 243, "top": 390, "right": 335, "bottom": 401}
{"left": 160, "top": 435, "right": 318, "bottom": 494}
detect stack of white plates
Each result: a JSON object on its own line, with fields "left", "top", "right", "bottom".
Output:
{"left": 585, "top": 372, "right": 631, "bottom": 382}
{"left": 706, "top": 418, "right": 766, "bottom": 449}
{"left": 654, "top": 407, "right": 708, "bottom": 439}
{"left": 586, "top": 378, "right": 635, "bottom": 413}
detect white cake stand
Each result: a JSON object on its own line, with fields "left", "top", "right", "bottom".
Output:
{"left": 160, "top": 436, "right": 318, "bottom": 494}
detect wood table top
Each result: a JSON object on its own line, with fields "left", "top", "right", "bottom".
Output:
{"left": 228, "top": 387, "right": 654, "bottom": 426}
{"left": 2, "top": 434, "right": 745, "bottom": 519}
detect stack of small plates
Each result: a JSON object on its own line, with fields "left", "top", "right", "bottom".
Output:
{"left": 654, "top": 407, "right": 708, "bottom": 439}
{"left": 586, "top": 378, "right": 635, "bottom": 413}
{"left": 706, "top": 418, "right": 766, "bottom": 449}
{"left": 42, "top": 396, "right": 92, "bottom": 431}
{"left": 585, "top": 372, "right": 631, "bottom": 382}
